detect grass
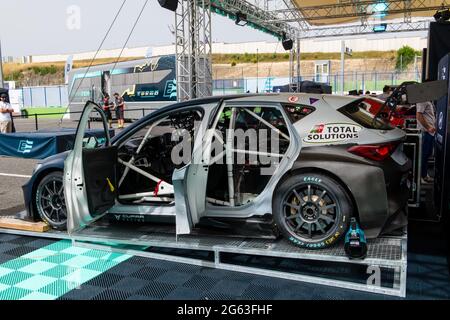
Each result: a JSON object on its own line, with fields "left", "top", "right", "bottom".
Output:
{"left": 3, "top": 57, "right": 140, "bottom": 81}
{"left": 212, "top": 51, "right": 398, "bottom": 65}
{"left": 23, "top": 107, "right": 67, "bottom": 119}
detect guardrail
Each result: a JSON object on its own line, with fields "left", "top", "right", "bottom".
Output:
{"left": 11, "top": 108, "right": 158, "bottom": 132}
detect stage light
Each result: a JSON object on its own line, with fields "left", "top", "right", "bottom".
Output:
{"left": 434, "top": 8, "right": 450, "bottom": 22}
{"left": 281, "top": 32, "right": 293, "bottom": 51}
{"left": 373, "top": 23, "right": 387, "bottom": 32}
{"left": 158, "top": 0, "right": 178, "bottom": 12}
{"left": 235, "top": 11, "right": 248, "bottom": 26}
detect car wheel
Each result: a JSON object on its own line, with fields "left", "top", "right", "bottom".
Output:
{"left": 35, "top": 172, "right": 67, "bottom": 230}
{"left": 273, "top": 173, "right": 352, "bottom": 249}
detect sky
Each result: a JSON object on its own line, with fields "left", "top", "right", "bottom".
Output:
{"left": 0, "top": 0, "right": 277, "bottom": 57}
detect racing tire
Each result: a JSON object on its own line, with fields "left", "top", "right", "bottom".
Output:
{"left": 35, "top": 171, "right": 67, "bottom": 231}
{"left": 273, "top": 173, "right": 352, "bottom": 249}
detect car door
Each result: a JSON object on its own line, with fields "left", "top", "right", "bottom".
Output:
{"left": 175, "top": 99, "right": 300, "bottom": 234}
{"left": 64, "top": 101, "right": 115, "bottom": 233}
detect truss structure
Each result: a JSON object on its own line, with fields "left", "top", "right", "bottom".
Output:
{"left": 299, "top": 19, "right": 431, "bottom": 38}
{"left": 174, "top": 0, "right": 439, "bottom": 99}
{"left": 275, "top": 0, "right": 448, "bottom": 23}
{"left": 209, "top": 0, "right": 300, "bottom": 37}
{"left": 289, "top": 38, "right": 301, "bottom": 92}
{"left": 175, "top": 0, "right": 213, "bottom": 101}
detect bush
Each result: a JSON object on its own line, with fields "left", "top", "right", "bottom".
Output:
{"left": 396, "top": 45, "right": 420, "bottom": 71}
{"left": 30, "top": 65, "right": 59, "bottom": 76}
{"left": 231, "top": 61, "right": 237, "bottom": 67}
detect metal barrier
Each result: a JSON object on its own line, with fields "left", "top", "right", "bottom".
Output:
{"left": 11, "top": 108, "right": 157, "bottom": 132}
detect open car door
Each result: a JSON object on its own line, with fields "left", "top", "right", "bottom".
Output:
{"left": 64, "top": 101, "right": 116, "bottom": 234}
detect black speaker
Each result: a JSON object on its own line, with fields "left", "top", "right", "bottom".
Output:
{"left": 282, "top": 38, "right": 293, "bottom": 51}
{"left": 158, "top": 0, "right": 178, "bottom": 12}
{"left": 422, "top": 48, "right": 427, "bottom": 82}
{"left": 434, "top": 54, "right": 450, "bottom": 219}
{"left": 426, "top": 22, "right": 450, "bottom": 81}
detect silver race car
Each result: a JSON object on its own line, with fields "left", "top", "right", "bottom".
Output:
{"left": 24, "top": 93, "right": 411, "bottom": 249}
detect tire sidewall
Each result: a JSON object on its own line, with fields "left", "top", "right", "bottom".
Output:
{"left": 35, "top": 171, "right": 67, "bottom": 230}
{"left": 274, "top": 173, "right": 352, "bottom": 249}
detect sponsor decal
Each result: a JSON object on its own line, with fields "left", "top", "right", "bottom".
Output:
{"left": 303, "top": 177, "right": 322, "bottom": 183}
{"left": 303, "top": 123, "right": 362, "bottom": 144}
{"left": 288, "top": 96, "right": 299, "bottom": 103}
{"left": 309, "top": 98, "right": 319, "bottom": 105}
{"left": 17, "top": 140, "right": 33, "bottom": 154}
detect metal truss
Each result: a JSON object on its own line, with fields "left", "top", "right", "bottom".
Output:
{"left": 275, "top": 0, "right": 448, "bottom": 23}
{"left": 273, "top": 0, "right": 450, "bottom": 22}
{"left": 209, "top": 0, "right": 300, "bottom": 37}
{"left": 289, "top": 38, "right": 301, "bottom": 92}
{"left": 299, "top": 19, "right": 431, "bottom": 38}
{"left": 175, "top": 0, "right": 213, "bottom": 101}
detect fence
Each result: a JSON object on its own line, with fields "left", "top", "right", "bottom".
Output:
{"left": 212, "top": 71, "right": 422, "bottom": 95}
{"left": 8, "top": 70, "right": 422, "bottom": 109}
{"left": 9, "top": 85, "right": 69, "bottom": 109}
{"left": 11, "top": 108, "right": 157, "bottom": 132}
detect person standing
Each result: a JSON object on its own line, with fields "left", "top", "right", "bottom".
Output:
{"left": 416, "top": 100, "right": 436, "bottom": 184}
{"left": 114, "top": 92, "right": 125, "bottom": 129}
{"left": 103, "top": 94, "right": 114, "bottom": 129}
{"left": 0, "top": 93, "right": 13, "bottom": 134}
{"left": 377, "top": 85, "right": 391, "bottom": 101}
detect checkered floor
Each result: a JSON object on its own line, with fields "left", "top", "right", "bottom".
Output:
{"left": 0, "top": 236, "right": 130, "bottom": 300}
{"left": 0, "top": 231, "right": 449, "bottom": 300}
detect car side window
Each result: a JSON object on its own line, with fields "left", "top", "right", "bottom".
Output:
{"left": 283, "top": 104, "right": 315, "bottom": 123}
{"left": 206, "top": 104, "right": 291, "bottom": 207}
{"left": 116, "top": 108, "right": 204, "bottom": 205}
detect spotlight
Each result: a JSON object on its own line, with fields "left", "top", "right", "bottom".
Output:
{"left": 281, "top": 32, "right": 293, "bottom": 51}
{"left": 373, "top": 23, "right": 387, "bottom": 33}
{"left": 158, "top": 0, "right": 178, "bottom": 12}
{"left": 235, "top": 11, "right": 248, "bottom": 26}
{"left": 434, "top": 8, "right": 450, "bottom": 22}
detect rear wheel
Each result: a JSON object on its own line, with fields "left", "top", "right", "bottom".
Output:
{"left": 273, "top": 173, "right": 352, "bottom": 249}
{"left": 35, "top": 172, "right": 67, "bottom": 230}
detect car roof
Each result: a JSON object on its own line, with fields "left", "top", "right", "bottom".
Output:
{"left": 111, "top": 93, "right": 360, "bottom": 142}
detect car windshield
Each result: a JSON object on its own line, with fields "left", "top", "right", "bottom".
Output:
{"left": 338, "top": 99, "right": 393, "bottom": 131}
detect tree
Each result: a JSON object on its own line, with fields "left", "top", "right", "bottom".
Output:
{"left": 396, "top": 45, "right": 420, "bottom": 71}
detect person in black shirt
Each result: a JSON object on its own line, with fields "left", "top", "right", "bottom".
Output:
{"left": 114, "top": 92, "right": 125, "bottom": 129}
{"left": 103, "top": 94, "right": 114, "bottom": 129}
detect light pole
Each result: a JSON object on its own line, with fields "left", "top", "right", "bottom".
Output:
{"left": 340, "top": 40, "right": 345, "bottom": 95}
{"left": 256, "top": 48, "right": 259, "bottom": 93}
{"left": 0, "top": 40, "right": 4, "bottom": 89}
{"left": 340, "top": 40, "right": 352, "bottom": 95}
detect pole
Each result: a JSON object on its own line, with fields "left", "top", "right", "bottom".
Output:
{"left": 256, "top": 48, "right": 259, "bottom": 93}
{"left": 340, "top": 40, "right": 345, "bottom": 95}
{"left": 0, "top": 39, "right": 5, "bottom": 88}
{"left": 296, "top": 37, "right": 301, "bottom": 92}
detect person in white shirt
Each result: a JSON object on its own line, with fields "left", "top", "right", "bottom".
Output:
{"left": 0, "top": 94, "right": 13, "bottom": 134}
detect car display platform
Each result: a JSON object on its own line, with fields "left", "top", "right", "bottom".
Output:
{"left": 0, "top": 218, "right": 407, "bottom": 297}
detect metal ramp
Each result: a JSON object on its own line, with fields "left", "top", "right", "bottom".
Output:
{"left": 70, "top": 221, "right": 407, "bottom": 298}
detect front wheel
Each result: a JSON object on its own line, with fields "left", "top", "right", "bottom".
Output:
{"left": 273, "top": 173, "right": 353, "bottom": 249}
{"left": 35, "top": 171, "right": 67, "bottom": 230}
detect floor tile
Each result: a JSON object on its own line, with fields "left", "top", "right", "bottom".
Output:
{"left": 16, "top": 275, "right": 57, "bottom": 291}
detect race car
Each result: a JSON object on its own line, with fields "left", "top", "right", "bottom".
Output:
{"left": 22, "top": 93, "right": 411, "bottom": 249}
